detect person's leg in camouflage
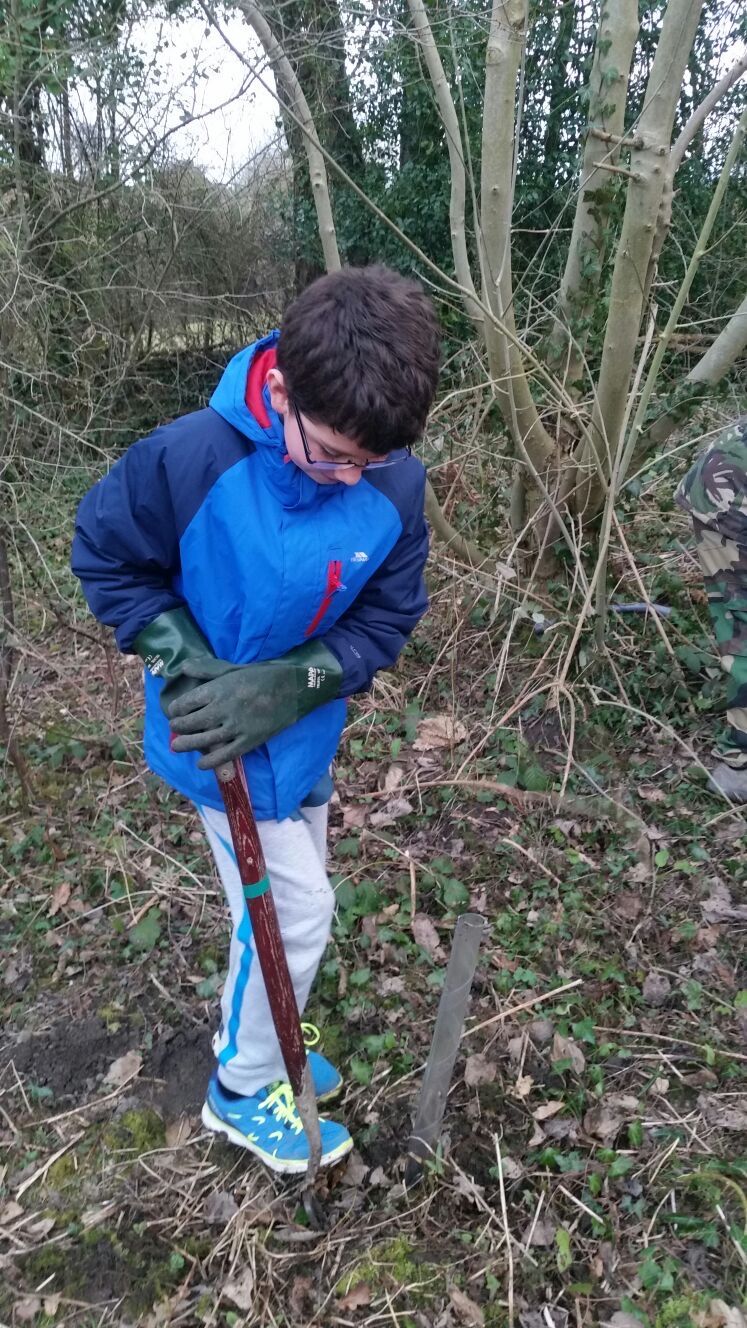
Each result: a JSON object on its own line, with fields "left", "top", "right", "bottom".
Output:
{"left": 676, "top": 417, "right": 747, "bottom": 799}
{"left": 691, "top": 520, "right": 747, "bottom": 797}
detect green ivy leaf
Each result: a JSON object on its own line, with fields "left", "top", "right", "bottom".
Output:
{"left": 555, "top": 1227, "right": 573, "bottom": 1272}
{"left": 334, "top": 837, "right": 360, "bottom": 859}
{"left": 572, "top": 1018, "right": 596, "bottom": 1045}
{"left": 349, "top": 966, "right": 371, "bottom": 987}
{"left": 350, "top": 1057, "right": 372, "bottom": 1085}
{"left": 639, "top": 1257, "right": 661, "bottom": 1290}
{"left": 441, "top": 877, "right": 469, "bottom": 910}
{"left": 129, "top": 908, "right": 162, "bottom": 952}
{"left": 195, "top": 972, "right": 223, "bottom": 999}
{"left": 628, "top": 1119, "right": 643, "bottom": 1147}
{"left": 334, "top": 879, "right": 356, "bottom": 912}
{"left": 520, "top": 764, "right": 552, "bottom": 792}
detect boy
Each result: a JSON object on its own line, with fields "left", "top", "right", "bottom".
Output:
{"left": 72, "top": 265, "right": 441, "bottom": 1172}
{"left": 676, "top": 416, "right": 747, "bottom": 800}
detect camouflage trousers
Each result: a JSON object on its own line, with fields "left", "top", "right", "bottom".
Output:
{"left": 677, "top": 418, "right": 747, "bottom": 769}
{"left": 690, "top": 519, "right": 747, "bottom": 769}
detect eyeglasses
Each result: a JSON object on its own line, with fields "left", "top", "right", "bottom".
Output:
{"left": 292, "top": 401, "right": 411, "bottom": 471}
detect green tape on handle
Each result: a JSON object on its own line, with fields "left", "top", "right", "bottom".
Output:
{"left": 243, "top": 875, "right": 271, "bottom": 900}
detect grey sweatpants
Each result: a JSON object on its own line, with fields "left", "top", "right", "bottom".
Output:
{"left": 196, "top": 801, "right": 335, "bottom": 1097}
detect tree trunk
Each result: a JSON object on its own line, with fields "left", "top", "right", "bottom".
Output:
{"left": 618, "top": 104, "right": 746, "bottom": 484}
{"left": 237, "top": 0, "right": 341, "bottom": 277}
{"left": 549, "top": 0, "right": 639, "bottom": 391}
{"left": 480, "top": 0, "right": 556, "bottom": 483}
{"left": 670, "top": 51, "right": 747, "bottom": 177}
{"left": 583, "top": 0, "right": 705, "bottom": 508}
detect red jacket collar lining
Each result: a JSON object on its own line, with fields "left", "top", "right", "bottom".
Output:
{"left": 244, "top": 346, "right": 277, "bottom": 428}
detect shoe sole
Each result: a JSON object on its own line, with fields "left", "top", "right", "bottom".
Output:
{"left": 201, "top": 1102, "right": 353, "bottom": 1174}
{"left": 317, "top": 1080, "right": 343, "bottom": 1105}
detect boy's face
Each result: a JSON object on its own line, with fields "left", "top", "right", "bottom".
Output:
{"left": 267, "top": 368, "right": 389, "bottom": 486}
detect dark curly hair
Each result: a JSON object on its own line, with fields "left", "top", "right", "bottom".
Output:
{"left": 276, "top": 265, "right": 441, "bottom": 454}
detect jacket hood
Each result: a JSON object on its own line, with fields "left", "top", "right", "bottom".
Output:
{"left": 209, "top": 332, "right": 335, "bottom": 510}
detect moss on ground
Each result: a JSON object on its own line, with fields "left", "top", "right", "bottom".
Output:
{"left": 103, "top": 1106, "right": 166, "bottom": 1155}
{"left": 655, "top": 1292, "right": 715, "bottom": 1328}
{"left": 22, "top": 1226, "right": 192, "bottom": 1315}
{"left": 336, "top": 1234, "right": 445, "bottom": 1305}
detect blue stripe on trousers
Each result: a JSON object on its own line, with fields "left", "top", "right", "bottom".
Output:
{"left": 212, "top": 823, "right": 255, "bottom": 1069}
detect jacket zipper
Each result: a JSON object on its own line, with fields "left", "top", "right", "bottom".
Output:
{"left": 304, "top": 560, "right": 344, "bottom": 637}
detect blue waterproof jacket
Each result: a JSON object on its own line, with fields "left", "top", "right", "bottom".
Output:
{"left": 72, "top": 333, "right": 429, "bottom": 819}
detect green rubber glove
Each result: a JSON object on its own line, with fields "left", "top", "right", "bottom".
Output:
{"left": 133, "top": 606, "right": 216, "bottom": 715}
{"left": 166, "top": 640, "right": 343, "bottom": 769}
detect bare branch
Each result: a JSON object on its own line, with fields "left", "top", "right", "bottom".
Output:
{"left": 643, "top": 54, "right": 747, "bottom": 318}
{"left": 645, "top": 291, "right": 747, "bottom": 450}
{"left": 405, "top": 0, "right": 481, "bottom": 327}
{"left": 28, "top": 82, "right": 256, "bottom": 251}
{"left": 228, "top": 0, "right": 341, "bottom": 273}
{"left": 688, "top": 292, "right": 747, "bottom": 385}
{"left": 671, "top": 50, "right": 747, "bottom": 176}
{"left": 424, "top": 479, "right": 490, "bottom": 568}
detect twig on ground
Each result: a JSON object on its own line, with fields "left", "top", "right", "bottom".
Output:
{"left": 522, "top": 1189, "right": 545, "bottom": 1253}
{"left": 368, "top": 775, "right": 645, "bottom": 831}
{"left": 16, "top": 1130, "right": 84, "bottom": 1199}
{"left": 465, "top": 979, "right": 583, "bottom": 1039}
{"left": 494, "top": 1133, "right": 514, "bottom": 1328}
{"left": 594, "top": 1025, "right": 747, "bottom": 1064}
{"left": 716, "top": 1204, "right": 747, "bottom": 1267}
{"left": 501, "top": 836, "right": 564, "bottom": 885}
{"left": 37, "top": 1072, "right": 143, "bottom": 1125}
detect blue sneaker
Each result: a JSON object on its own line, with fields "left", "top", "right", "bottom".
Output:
{"left": 308, "top": 1051, "right": 343, "bottom": 1103}
{"left": 302, "top": 1023, "right": 343, "bottom": 1103}
{"left": 202, "top": 1073, "right": 352, "bottom": 1174}
{"left": 211, "top": 1022, "right": 343, "bottom": 1102}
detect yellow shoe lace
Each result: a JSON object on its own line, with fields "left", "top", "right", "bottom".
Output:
{"left": 301, "top": 1022, "right": 321, "bottom": 1048}
{"left": 259, "top": 1082, "right": 303, "bottom": 1135}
